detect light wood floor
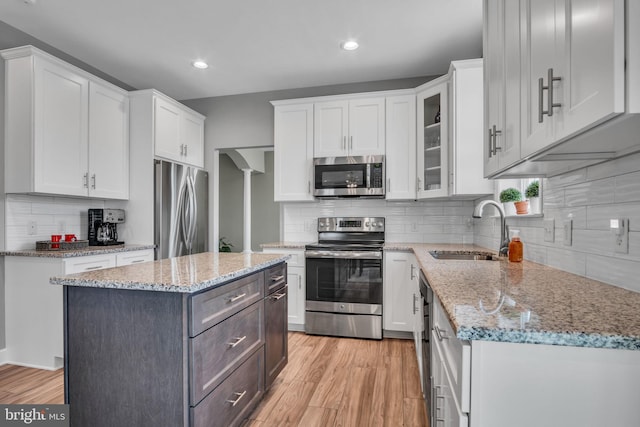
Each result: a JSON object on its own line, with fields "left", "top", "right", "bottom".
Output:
{"left": 0, "top": 332, "right": 427, "bottom": 426}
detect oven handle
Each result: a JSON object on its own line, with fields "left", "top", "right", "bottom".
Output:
{"left": 305, "top": 250, "right": 382, "bottom": 260}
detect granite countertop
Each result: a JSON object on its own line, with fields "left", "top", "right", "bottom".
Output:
{"left": 404, "top": 243, "right": 640, "bottom": 350}
{"left": 1, "top": 244, "right": 156, "bottom": 258}
{"left": 50, "top": 252, "right": 289, "bottom": 293}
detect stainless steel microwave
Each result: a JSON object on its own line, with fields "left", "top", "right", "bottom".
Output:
{"left": 313, "top": 155, "right": 385, "bottom": 198}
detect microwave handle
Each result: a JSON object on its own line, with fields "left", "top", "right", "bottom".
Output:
{"left": 366, "top": 163, "right": 371, "bottom": 189}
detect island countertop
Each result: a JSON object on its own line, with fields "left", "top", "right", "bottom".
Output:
{"left": 388, "top": 243, "right": 640, "bottom": 351}
{"left": 50, "top": 252, "right": 289, "bottom": 293}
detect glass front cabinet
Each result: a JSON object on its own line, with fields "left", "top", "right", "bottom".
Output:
{"left": 416, "top": 77, "right": 448, "bottom": 198}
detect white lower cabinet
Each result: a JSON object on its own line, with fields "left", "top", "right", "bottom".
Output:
{"left": 3, "top": 249, "right": 153, "bottom": 370}
{"left": 262, "top": 248, "right": 305, "bottom": 330}
{"left": 431, "top": 293, "right": 640, "bottom": 427}
{"left": 383, "top": 251, "right": 419, "bottom": 333}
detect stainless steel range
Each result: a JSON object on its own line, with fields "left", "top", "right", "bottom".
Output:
{"left": 305, "top": 217, "right": 385, "bottom": 340}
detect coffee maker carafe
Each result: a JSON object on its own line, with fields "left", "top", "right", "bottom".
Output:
{"left": 88, "top": 209, "right": 125, "bottom": 246}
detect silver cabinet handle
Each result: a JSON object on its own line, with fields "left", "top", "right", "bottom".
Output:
{"left": 180, "top": 144, "right": 184, "bottom": 155}
{"left": 492, "top": 124, "right": 502, "bottom": 155}
{"left": 298, "top": 275, "right": 302, "bottom": 289}
{"left": 271, "top": 292, "right": 286, "bottom": 301}
{"left": 83, "top": 173, "right": 89, "bottom": 188}
{"left": 435, "top": 385, "right": 446, "bottom": 424}
{"left": 270, "top": 275, "right": 284, "bottom": 282}
{"left": 410, "top": 264, "right": 416, "bottom": 280}
{"left": 184, "top": 144, "right": 188, "bottom": 156}
{"left": 84, "top": 265, "right": 104, "bottom": 271}
{"left": 226, "top": 390, "right": 247, "bottom": 406}
{"left": 488, "top": 127, "right": 494, "bottom": 158}
{"left": 387, "top": 178, "right": 390, "bottom": 192}
{"left": 434, "top": 325, "right": 448, "bottom": 341}
{"left": 130, "top": 259, "right": 146, "bottom": 264}
{"left": 349, "top": 136, "right": 353, "bottom": 150}
{"left": 412, "top": 294, "right": 418, "bottom": 315}
{"left": 538, "top": 68, "right": 562, "bottom": 122}
{"left": 228, "top": 335, "right": 247, "bottom": 348}
{"left": 417, "top": 177, "right": 422, "bottom": 192}
{"left": 342, "top": 136, "right": 346, "bottom": 151}
{"left": 91, "top": 174, "right": 96, "bottom": 189}
{"left": 227, "top": 292, "right": 247, "bottom": 303}
{"left": 308, "top": 180, "right": 311, "bottom": 194}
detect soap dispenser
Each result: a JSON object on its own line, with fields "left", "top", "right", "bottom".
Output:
{"left": 508, "top": 229, "right": 523, "bottom": 262}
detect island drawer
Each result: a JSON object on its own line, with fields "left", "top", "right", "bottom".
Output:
{"left": 191, "top": 348, "right": 264, "bottom": 427}
{"left": 264, "top": 263, "right": 287, "bottom": 295}
{"left": 190, "top": 300, "right": 264, "bottom": 404}
{"left": 190, "top": 272, "right": 264, "bottom": 337}
{"left": 432, "top": 295, "right": 471, "bottom": 413}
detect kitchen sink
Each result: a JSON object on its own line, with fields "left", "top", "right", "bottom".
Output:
{"left": 429, "top": 250, "right": 498, "bottom": 261}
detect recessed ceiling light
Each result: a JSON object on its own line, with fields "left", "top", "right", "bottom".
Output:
{"left": 192, "top": 60, "right": 209, "bottom": 69}
{"left": 341, "top": 41, "right": 359, "bottom": 51}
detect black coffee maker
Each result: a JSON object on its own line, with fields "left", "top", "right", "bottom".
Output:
{"left": 88, "top": 209, "right": 125, "bottom": 246}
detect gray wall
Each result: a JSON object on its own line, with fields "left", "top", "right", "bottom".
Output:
{"left": 183, "top": 76, "right": 434, "bottom": 150}
{"left": 218, "top": 151, "right": 279, "bottom": 252}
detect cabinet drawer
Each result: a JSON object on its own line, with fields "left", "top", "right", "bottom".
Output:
{"left": 115, "top": 249, "right": 154, "bottom": 266}
{"left": 191, "top": 348, "right": 264, "bottom": 427}
{"left": 64, "top": 254, "right": 116, "bottom": 274}
{"left": 264, "top": 263, "right": 287, "bottom": 295}
{"left": 432, "top": 296, "right": 471, "bottom": 413}
{"left": 190, "top": 272, "right": 264, "bottom": 337}
{"left": 263, "top": 249, "right": 305, "bottom": 268}
{"left": 190, "top": 300, "right": 264, "bottom": 404}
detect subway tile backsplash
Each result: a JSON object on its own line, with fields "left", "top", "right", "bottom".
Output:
{"left": 474, "top": 151, "right": 640, "bottom": 293}
{"left": 281, "top": 199, "right": 475, "bottom": 244}
{"left": 4, "top": 194, "right": 126, "bottom": 250}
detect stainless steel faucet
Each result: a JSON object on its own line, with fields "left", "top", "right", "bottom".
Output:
{"left": 473, "top": 200, "right": 510, "bottom": 256}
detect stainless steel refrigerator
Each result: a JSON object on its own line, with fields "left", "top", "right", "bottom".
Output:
{"left": 155, "top": 159, "right": 208, "bottom": 259}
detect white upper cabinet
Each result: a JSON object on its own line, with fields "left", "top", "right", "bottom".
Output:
{"left": 272, "top": 102, "right": 314, "bottom": 201}
{"left": 448, "top": 60, "right": 493, "bottom": 196}
{"left": 486, "top": 0, "right": 639, "bottom": 177}
{"left": 146, "top": 92, "right": 204, "bottom": 168}
{"left": 483, "top": 0, "right": 523, "bottom": 177}
{"left": 1, "top": 45, "right": 129, "bottom": 199}
{"left": 521, "top": 0, "right": 625, "bottom": 158}
{"left": 416, "top": 77, "right": 449, "bottom": 199}
{"left": 385, "top": 93, "right": 417, "bottom": 200}
{"left": 314, "top": 97, "right": 385, "bottom": 157}
{"left": 88, "top": 82, "right": 130, "bottom": 199}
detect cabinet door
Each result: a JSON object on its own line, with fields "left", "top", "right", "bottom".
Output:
{"left": 265, "top": 286, "right": 288, "bottom": 389}
{"left": 520, "top": 0, "right": 563, "bottom": 157}
{"left": 33, "top": 57, "right": 89, "bottom": 196}
{"left": 154, "top": 96, "right": 181, "bottom": 162}
{"left": 181, "top": 110, "right": 205, "bottom": 168}
{"left": 560, "top": 0, "right": 625, "bottom": 140}
{"left": 287, "top": 267, "right": 305, "bottom": 327}
{"left": 273, "top": 103, "right": 314, "bottom": 201}
{"left": 385, "top": 95, "right": 417, "bottom": 200}
{"left": 88, "top": 82, "right": 130, "bottom": 199}
{"left": 484, "top": 0, "right": 522, "bottom": 177}
{"left": 383, "top": 252, "right": 416, "bottom": 332}
{"left": 314, "top": 100, "right": 348, "bottom": 157}
{"left": 348, "top": 97, "right": 385, "bottom": 156}
{"left": 416, "top": 80, "right": 449, "bottom": 198}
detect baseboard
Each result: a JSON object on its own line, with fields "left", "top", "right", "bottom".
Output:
{"left": 0, "top": 357, "right": 63, "bottom": 371}
{"left": 0, "top": 348, "right": 7, "bottom": 365}
{"left": 383, "top": 330, "right": 413, "bottom": 340}
{"left": 287, "top": 323, "right": 305, "bottom": 332}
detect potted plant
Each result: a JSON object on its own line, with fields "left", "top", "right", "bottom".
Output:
{"left": 499, "top": 187, "right": 522, "bottom": 216}
{"left": 525, "top": 180, "right": 541, "bottom": 214}
{"left": 219, "top": 237, "right": 233, "bottom": 253}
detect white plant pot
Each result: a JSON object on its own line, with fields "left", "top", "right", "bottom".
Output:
{"left": 529, "top": 197, "right": 541, "bottom": 214}
{"left": 503, "top": 202, "right": 517, "bottom": 216}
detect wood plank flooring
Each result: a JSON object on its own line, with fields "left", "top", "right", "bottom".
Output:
{"left": 0, "top": 332, "right": 427, "bottom": 426}
{"left": 244, "top": 332, "right": 428, "bottom": 427}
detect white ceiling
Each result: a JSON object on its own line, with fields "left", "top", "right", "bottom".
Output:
{"left": 0, "top": 0, "right": 483, "bottom": 101}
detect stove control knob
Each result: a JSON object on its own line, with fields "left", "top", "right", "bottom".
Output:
{"left": 377, "top": 222, "right": 383, "bottom": 228}
{"left": 365, "top": 221, "right": 370, "bottom": 227}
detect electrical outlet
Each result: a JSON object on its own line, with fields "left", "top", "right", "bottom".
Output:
{"left": 28, "top": 221, "right": 37, "bottom": 235}
{"left": 563, "top": 219, "right": 572, "bottom": 246}
{"left": 544, "top": 219, "right": 555, "bottom": 243}
{"left": 610, "top": 218, "right": 629, "bottom": 254}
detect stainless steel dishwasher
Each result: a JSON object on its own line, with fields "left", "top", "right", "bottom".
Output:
{"left": 419, "top": 271, "right": 433, "bottom": 423}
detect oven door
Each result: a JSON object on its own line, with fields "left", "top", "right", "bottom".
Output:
{"left": 305, "top": 250, "right": 383, "bottom": 314}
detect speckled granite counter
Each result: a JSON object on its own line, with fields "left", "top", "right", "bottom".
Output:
{"left": 50, "top": 252, "right": 289, "bottom": 293}
{"left": 399, "top": 243, "right": 640, "bottom": 350}
{"left": 1, "top": 244, "right": 155, "bottom": 258}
